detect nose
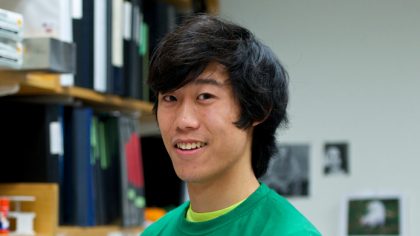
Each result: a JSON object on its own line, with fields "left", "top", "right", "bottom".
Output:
{"left": 175, "top": 101, "right": 200, "bottom": 131}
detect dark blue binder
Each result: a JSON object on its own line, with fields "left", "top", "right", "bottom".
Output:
{"left": 62, "top": 107, "right": 95, "bottom": 226}
{"left": 73, "top": 0, "right": 94, "bottom": 89}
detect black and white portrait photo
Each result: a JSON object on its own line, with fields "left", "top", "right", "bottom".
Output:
{"left": 260, "top": 144, "right": 309, "bottom": 197}
{"left": 324, "top": 143, "right": 349, "bottom": 176}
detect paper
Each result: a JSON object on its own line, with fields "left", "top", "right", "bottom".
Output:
{"left": 49, "top": 121, "right": 63, "bottom": 155}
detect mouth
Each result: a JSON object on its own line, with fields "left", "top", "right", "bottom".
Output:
{"left": 175, "top": 141, "right": 207, "bottom": 151}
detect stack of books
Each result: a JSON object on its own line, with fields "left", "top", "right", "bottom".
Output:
{"left": 0, "top": 7, "right": 23, "bottom": 69}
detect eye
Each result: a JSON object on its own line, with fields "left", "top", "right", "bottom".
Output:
{"left": 162, "top": 94, "right": 177, "bottom": 102}
{"left": 197, "top": 93, "right": 214, "bottom": 101}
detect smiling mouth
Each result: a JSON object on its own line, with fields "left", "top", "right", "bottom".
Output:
{"left": 175, "top": 142, "right": 207, "bottom": 150}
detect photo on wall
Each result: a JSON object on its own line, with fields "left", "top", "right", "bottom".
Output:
{"left": 323, "top": 142, "right": 349, "bottom": 176}
{"left": 339, "top": 192, "right": 405, "bottom": 236}
{"left": 259, "top": 144, "right": 309, "bottom": 197}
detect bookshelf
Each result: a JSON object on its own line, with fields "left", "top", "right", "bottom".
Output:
{"left": 0, "top": 183, "right": 59, "bottom": 236}
{"left": 56, "top": 226, "right": 143, "bottom": 236}
{"left": 0, "top": 72, "right": 154, "bottom": 114}
{"left": 0, "top": 72, "right": 152, "bottom": 236}
{"left": 0, "top": 0, "right": 219, "bottom": 235}
{"left": 164, "top": 0, "right": 219, "bottom": 14}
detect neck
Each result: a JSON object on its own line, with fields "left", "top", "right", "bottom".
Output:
{"left": 187, "top": 165, "right": 259, "bottom": 213}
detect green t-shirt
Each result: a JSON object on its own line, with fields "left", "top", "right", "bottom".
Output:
{"left": 141, "top": 183, "right": 321, "bottom": 236}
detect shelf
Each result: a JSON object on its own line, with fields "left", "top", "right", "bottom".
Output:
{"left": 0, "top": 183, "right": 59, "bottom": 236}
{"left": 0, "top": 72, "right": 154, "bottom": 114}
{"left": 164, "top": 0, "right": 219, "bottom": 14}
{"left": 57, "top": 226, "right": 144, "bottom": 236}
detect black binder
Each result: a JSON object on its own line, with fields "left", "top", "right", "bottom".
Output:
{"left": 123, "top": 0, "right": 142, "bottom": 99}
{"left": 0, "top": 102, "right": 63, "bottom": 183}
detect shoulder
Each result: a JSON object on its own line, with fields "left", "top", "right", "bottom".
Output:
{"left": 256, "top": 185, "right": 321, "bottom": 235}
{"left": 141, "top": 202, "right": 189, "bottom": 236}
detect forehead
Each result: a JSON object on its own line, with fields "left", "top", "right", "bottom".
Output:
{"left": 182, "top": 62, "right": 230, "bottom": 90}
{"left": 161, "top": 62, "right": 231, "bottom": 94}
{"left": 197, "top": 62, "right": 229, "bottom": 83}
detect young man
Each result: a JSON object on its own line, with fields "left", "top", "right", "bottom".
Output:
{"left": 142, "top": 14, "right": 321, "bottom": 236}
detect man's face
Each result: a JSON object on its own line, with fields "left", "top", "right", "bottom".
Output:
{"left": 157, "top": 62, "right": 253, "bottom": 184}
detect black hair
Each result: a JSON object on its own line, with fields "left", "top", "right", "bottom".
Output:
{"left": 148, "top": 14, "right": 289, "bottom": 178}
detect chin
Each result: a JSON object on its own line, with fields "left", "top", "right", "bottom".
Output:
{"left": 175, "top": 170, "right": 206, "bottom": 184}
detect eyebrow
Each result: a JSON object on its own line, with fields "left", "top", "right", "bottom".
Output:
{"left": 192, "top": 78, "right": 226, "bottom": 87}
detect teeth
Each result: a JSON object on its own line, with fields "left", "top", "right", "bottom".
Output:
{"left": 176, "top": 142, "right": 206, "bottom": 150}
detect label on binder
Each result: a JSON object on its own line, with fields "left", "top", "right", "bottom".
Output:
{"left": 49, "top": 121, "right": 63, "bottom": 155}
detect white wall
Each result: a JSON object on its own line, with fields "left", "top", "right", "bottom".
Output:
{"left": 220, "top": 1, "right": 420, "bottom": 235}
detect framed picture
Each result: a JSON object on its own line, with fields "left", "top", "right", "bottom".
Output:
{"left": 324, "top": 142, "right": 349, "bottom": 176}
{"left": 340, "top": 192, "right": 405, "bottom": 236}
{"left": 259, "top": 144, "right": 309, "bottom": 197}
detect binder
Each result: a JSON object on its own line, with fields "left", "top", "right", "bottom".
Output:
{"left": 118, "top": 116, "right": 144, "bottom": 227}
{"left": 143, "top": 1, "right": 176, "bottom": 53}
{"left": 62, "top": 106, "right": 95, "bottom": 226}
{"left": 72, "top": 0, "right": 94, "bottom": 88}
{"left": 103, "top": 115, "right": 122, "bottom": 224}
{"left": 111, "top": 0, "right": 125, "bottom": 96}
{"left": 91, "top": 116, "right": 107, "bottom": 225}
{"left": 140, "top": 21, "right": 150, "bottom": 101}
{"left": 93, "top": 0, "right": 108, "bottom": 92}
{"left": 94, "top": 114, "right": 122, "bottom": 225}
{"left": 123, "top": 0, "right": 142, "bottom": 99}
{"left": 0, "top": 102, "right": 63, "bottom": 183}
{"left": 105, "top": 0, "right": 114, "bottom": 94}
{"left": 92, "top": 0, "right": 116, "bottom": 92}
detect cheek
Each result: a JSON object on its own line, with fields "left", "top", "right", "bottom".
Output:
{"left": 157, "top": 108, "right": 171, "bottom": 128}
{"left": 202, "top": 102, "right": 240, "bottom": 125}
{"left": 157, "top": 109, "right": 174, "bottom": 142}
